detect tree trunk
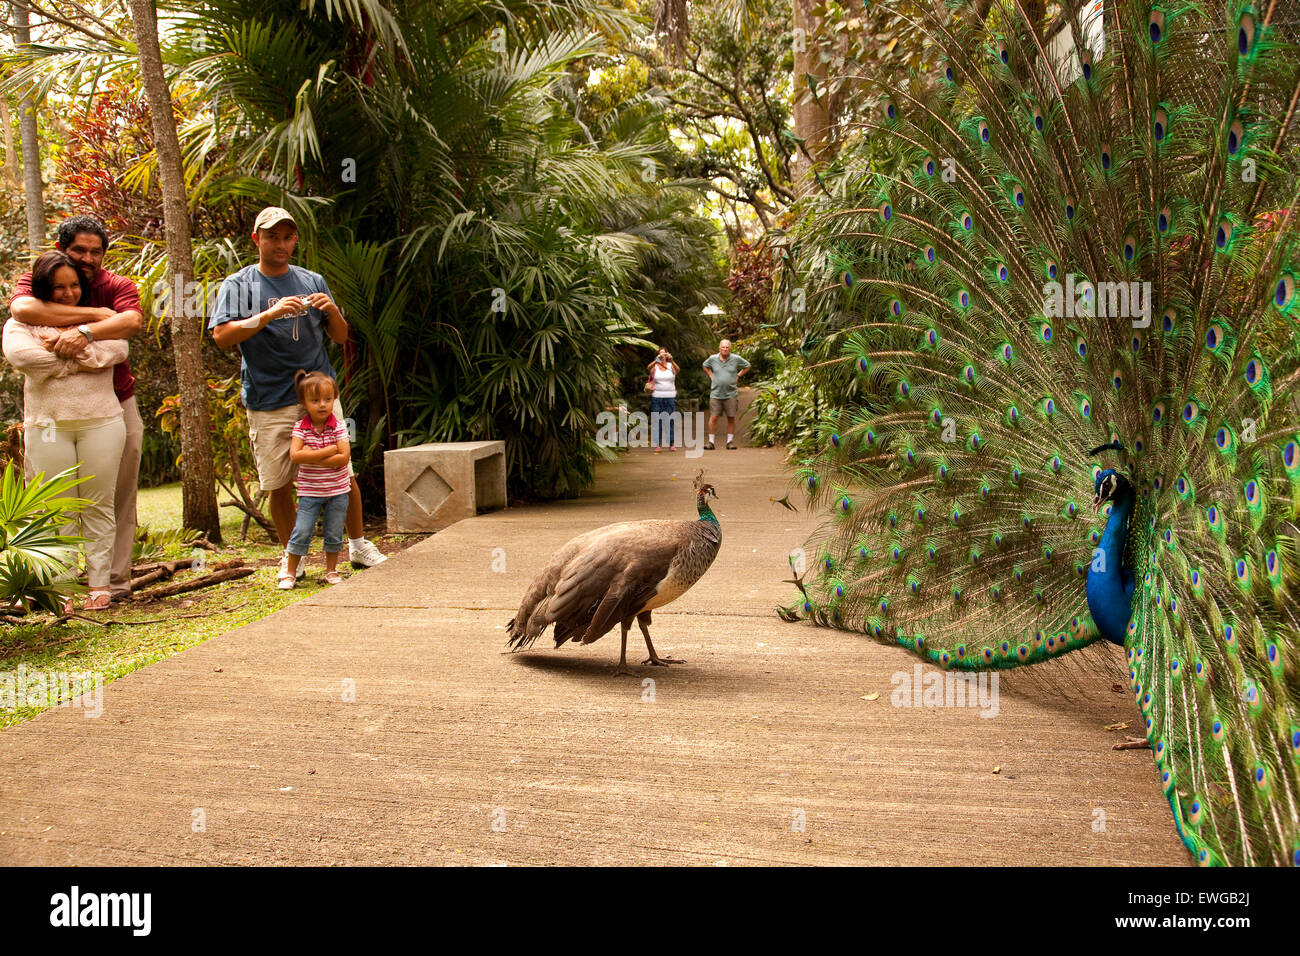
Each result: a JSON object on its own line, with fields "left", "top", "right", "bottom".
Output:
{"left": 0, "top": 95, "right": 20, "bottom": 189}
{"left": 126, "top": 0, "right": 222, "bottom": 541}
{"left": 10, "top": 1, "right": 44, "bottom": 248}
{"left": 791, "top": 0, "right": 845, "bottom": 192}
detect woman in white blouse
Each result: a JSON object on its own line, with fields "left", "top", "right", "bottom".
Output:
{"left": 3, "top": 251, "right": 127, "bottom": 610}
{"left": 646, "top": 347, "right": 680, "bottom": 453}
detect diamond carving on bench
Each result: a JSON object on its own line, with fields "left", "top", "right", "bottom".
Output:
{"left": 404, "top": 465, "right": 453, "bottom": 517}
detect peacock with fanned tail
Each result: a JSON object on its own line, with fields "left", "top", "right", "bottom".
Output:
{"left": 778, "top": 0, "right": 1300, "bottom": 865}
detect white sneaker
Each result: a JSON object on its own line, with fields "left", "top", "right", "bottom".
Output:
{"left": 349, "top": 538, "right": 387, "bottom": 569}
{"left": 278, "top": 553, "right": 306, "bottom": 581}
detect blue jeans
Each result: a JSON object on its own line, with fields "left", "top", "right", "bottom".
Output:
{"left": 650, "top": 396, "right": 676, "bottom": 447}
{"left": 286, "top": 493, "right": 349, "bottom": 556}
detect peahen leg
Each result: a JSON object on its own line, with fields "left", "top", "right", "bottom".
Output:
{"left": 614, "top": 620, "right": 634, "bottom": 676}
{"left": 637, "top": 611, "right": 684, "bottom": 666}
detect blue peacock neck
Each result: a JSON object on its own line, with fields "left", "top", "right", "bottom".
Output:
{"left": 1087, "top": 480, "right": 1136, "bottom": 645}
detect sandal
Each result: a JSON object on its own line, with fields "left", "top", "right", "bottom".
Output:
{"left": 83, "top": 590, "right": 112, "bottom": 611}
{"left": 324, "top": 570, "right": 344, "bottom": 585}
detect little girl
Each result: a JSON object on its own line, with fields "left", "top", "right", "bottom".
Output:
{"left": 279, "top": 370, "right": 351, "bottom": 588}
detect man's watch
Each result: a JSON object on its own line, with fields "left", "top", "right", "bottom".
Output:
{"left": 77, "top": 324, "right": 94, "bottom": 343}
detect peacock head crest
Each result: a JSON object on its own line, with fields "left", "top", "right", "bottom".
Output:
{"left": 1089, "top": 442, "right": 1133, "bottom": 511}
{"left": 693, "top": 470, "right": 718, "bottom": 501}
{"left": 1093, "top": 469, "right": 1126, "bottom": 512}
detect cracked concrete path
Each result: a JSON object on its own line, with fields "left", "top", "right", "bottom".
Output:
{"left": 0, "top": 411, "right": 1187, "bottom": 865}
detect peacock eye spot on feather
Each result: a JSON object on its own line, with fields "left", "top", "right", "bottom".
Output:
{"left": 1046, "top": 260, "right": 1058, "bottom": 279}
{"left": 880, "top": 202, "right": 892, "bottom": 221}
{"left": 1277, "top": 274, "right": 1298, "bottom": 309}
{"left": 1245, "top": 359, "right": 1261, "bottom": 385}
{"left": 1065, "top": 201, "right": 1075, "bottom": 220}
{"left": 1162, "top": 310, "right": 1175, "bottom": 332}
{"left": 1285, "top": 441, "right": 1299, "bottom": 470}
{"left": 1114, "top": 371, "right": 1123, "bottom": 389}
{"left": 1238, "top": 13, "right": 1256, "bottom": 56}
{"left": 997, "top": 264, "right": 1008, "bottom": 281}
{"left": 924, "top": 158, "right": 935, "bottom": 176}
{"left": 1228, "top": 121, "right": 1243, "bottom": 155}
{"left": 1123, "top": 237, "right": 1135, "bottom": 261}
{"left": 1149, "top": 11, "right": 1164, "bottom": 44}
{"left": 858, "top": 358, "right": 869, "bottom": 373}
{"left": 1154, "top": 109, "right": 1167, "bottom": 141}
{"left": 1157, "top": 208, "right": 1170, "bottom": 233}
{"left": 961, "top": 214, "right": 973, "bottom": 231}
{"left": 979, "top": 122, "right": 990, "bottom": 144}
{"left": 1040, "top": 324, "right": 1053, "bottom": 343}
{"left": 1100, "top": 145, "right": 1111, "bottom": 169}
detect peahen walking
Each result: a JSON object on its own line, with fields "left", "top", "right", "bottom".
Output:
{"left": 779, "top": 0, "right": 1300, "bottom": 865}
{"left": 507, "top": 475, "right": 721, "bottom": 674}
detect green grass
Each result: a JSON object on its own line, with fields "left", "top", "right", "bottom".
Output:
{"left": 1, "top": 484, "right": 424, "bottom": 728}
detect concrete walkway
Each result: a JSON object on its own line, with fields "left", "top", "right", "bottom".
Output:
{"left": 0, "top": 402, "right": 1186, "bottom": 865}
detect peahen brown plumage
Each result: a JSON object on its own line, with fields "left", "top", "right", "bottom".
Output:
{"left": 507, "top": 476, "right": 721, "bottom": 674}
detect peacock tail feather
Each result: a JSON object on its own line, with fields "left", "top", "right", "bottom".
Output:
{"left": 779, "top": 0, "right": 1300, "bottom": 865}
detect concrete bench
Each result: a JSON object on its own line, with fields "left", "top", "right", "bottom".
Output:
{"left": 383, "top": 441, "right": 507, "bottom": 532}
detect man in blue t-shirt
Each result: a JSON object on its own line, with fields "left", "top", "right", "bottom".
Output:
{"left": 210, "top": 207, "right": 386, "bottom": 579}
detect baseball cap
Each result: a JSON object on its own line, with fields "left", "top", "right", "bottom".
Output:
{"left": 253, "top": 206, "right": 296, "bottom": 232}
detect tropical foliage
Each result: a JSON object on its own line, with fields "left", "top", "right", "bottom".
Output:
{"left": 3, "top": 0, "right": 727, "bottom": 501}
{"left": 0, "top": 463, "right": 88, "bottom": 614}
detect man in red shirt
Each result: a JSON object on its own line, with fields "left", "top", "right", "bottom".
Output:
{"left": 9, "top": 215, "right": 143, "bottom": 602}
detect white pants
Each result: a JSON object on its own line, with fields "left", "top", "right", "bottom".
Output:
{"left": 24, "top": 416, "right": 127, "bottom": 589}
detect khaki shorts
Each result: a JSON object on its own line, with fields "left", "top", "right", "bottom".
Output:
{"left": 709, "top": 396, "right": 739, "bottom": 418}
{"left": 247, "top": 398, "right": 353, "bottom": 492}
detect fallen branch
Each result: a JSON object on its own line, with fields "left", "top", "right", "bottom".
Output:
{"left": 132, "top": 566, "right": 254, "bottom": 602}
{"left": 1112, "top": 737, "right": 1152, "bottom": 751}
{"left": 187, "top": 533, "right": 220, "bottom": 552}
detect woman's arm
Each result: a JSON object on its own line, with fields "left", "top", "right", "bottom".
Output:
{"left": 671, "top": 362, "right": 680, "bottom": 375}
{"left": 3, "top": 320, "right": 75, "bottom": 379}
{"left": 70, "top": 338, "right": 129, "bottom": 370}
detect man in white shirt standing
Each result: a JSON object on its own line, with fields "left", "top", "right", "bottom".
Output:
{"left": 702, "top": 339, "right": 750, "bottom": 450}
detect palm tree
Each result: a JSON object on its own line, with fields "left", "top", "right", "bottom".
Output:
{"left": 8, "top": 1, "right": 44, "bottom": 248}
{"left": 126, "top": 0, "right": 221, "bottom": 538}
